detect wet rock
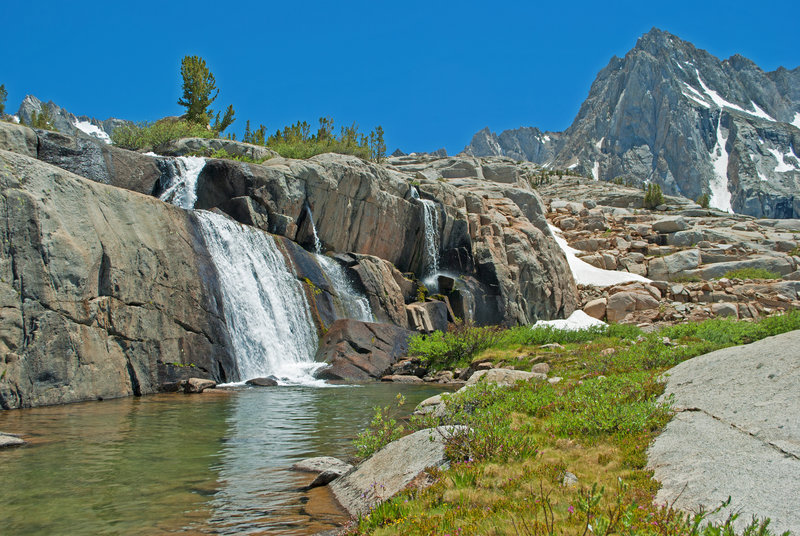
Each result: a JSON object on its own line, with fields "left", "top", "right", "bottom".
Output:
{"left": 0, "top": 432, "right": 25, "bottom": 448}
{"left": 313, "top": 320, "right": 414, "bottom": 381}
{"left": 0, "top": 150, "right": 234, "bottom": 409}
{"left": 381, "top": 375, "right": 424, "bottom": 383}
{"left": 406, "top": 301, "right": 448, "bottom": 333}
{"left": 246, "top": 377, "right": 279, "bottom": 387}
{"left": 182, "top": 378, "right": 216, "bottom": 393}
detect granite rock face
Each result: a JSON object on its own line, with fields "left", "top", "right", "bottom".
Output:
{"left": 466, "top": 28, "right": 800, "bottom": 218}
{"left": 0, "top": 150, "right": 235, "bottom": 409}
{"left": 648, "top": 331, "right": 800, "bottom": 534}
{"left": 190, "top": 152, "right": 577, "bottom": 325}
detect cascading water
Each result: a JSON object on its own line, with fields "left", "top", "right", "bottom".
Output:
{"left": 157, "top": 157, "right": 323, "bottom": 384}
{"left": 305, "top": 204, "right": 324, "bottom": 255}
{"left": 196, "top": 211, "right": 322, "bottom": 384}
{"left": 316, "top": 254, "right": 374, "bottom": 322}
{"left": 158, "top": 156, "right": 206, "bottom": 210}
{"left": 410, "top": 186, "right": 442, "bottom": 286}
{"left": 304, "top": 205, "right": 373, "bottom": 322}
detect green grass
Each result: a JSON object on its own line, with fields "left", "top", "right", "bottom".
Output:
{"left": 347, "top": 312, "right": 800, "bottom": 535}
{"left": 188, "top": 148, "right": 271, "bottom": 164}
{"left": 722, "top": 268, "right": 781, "bottom": 280}
{"left": 111, "top": 119, "right": 215, "bottom": 150}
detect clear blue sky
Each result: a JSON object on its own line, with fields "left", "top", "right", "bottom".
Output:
{"left": 1, "top": 0, "right": 796, "bottom": 155}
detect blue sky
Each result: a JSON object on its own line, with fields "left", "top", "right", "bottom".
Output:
{"left": 1, "top": 1, "right": 797, "bottom": 155}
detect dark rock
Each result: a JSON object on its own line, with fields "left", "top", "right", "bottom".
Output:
{"left": 182, "top": 378, "right": 216, "bottom": 393}
{"left": 246, "top": 377, "right": 278, "bottom": 387}
{"left": 313, "top": 320, "right": 414, "bottom": 381}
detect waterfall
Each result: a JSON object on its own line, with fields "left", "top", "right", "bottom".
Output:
{"left": 316, "top": 254, "right": 374, "bottom": 322}
{"left": 420, "top": 199, "right": 441, "bottom": 281}
{"left": 305, "top": 205, "right": 323, "bottom": 254}
{"left": 196, "top": 211, "right": 322, "bottom": 384}
{"left": 158, "top": 156, "right": 206, "bottom": 210}
{"left": 410, "top": 186, "right": 442, "bottom": 287}
{"left": 304, "top": 205, "right": 373, "bottom": 322}
{"left": 156, "top": 158, "right": 323, "bottom": 384}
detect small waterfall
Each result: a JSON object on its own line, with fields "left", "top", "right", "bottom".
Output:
{"left": 196, "top": 211, "right": 321, "bottom": 384}
{"left": 158, "top": 156, "right": 206, "bottom": 210}
{"left": 316, "top": 254, "right": 374, "bottom": 322}
{"left": 305, "top": 205, "right": 323, "bottom": 254}
{"left": 420, "top": 199, "right": 441, "bottom": 281}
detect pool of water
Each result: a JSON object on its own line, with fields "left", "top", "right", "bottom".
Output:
{"left": 0, "top": 383, "right": 452, "bottom": 535}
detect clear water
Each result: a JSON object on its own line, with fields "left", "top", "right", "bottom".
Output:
{"left": 0, "top": 384, "right": 452, "bottom": 535}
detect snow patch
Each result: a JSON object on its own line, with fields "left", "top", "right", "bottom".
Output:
{"left": 591, "top": 161, "right": 600, "bottom": 181}
{"left": 691, "top": 70, "right": 776, "bottom": 122}
{"left": 11, "top": 115, "right": 20, "bottom": 124}
{"left": 750, "top": 102, "right": 776, "bottom": 122}
{"left": 792, "top": 113, "right": 800, "bottom": 129}
{"left": 533, "top": 310, "right": 606, "bottom": 331}
{"left": 768, "top": 148, "right": 798, "bottom": 173}
{"left": 74, "top": 120, "right": 112, "bottom": 144}
{"left": 595, "top": 137, "right": 604, "bottom": 150}
{"left": 708, "top": 118, "right": 733, "bottom": 213}
{"left": 549, "top": 225, "right": 651, "bottom": 287}
{"left": 567, "top": 161, "right": 579, "bottom": 170}
{"left": 543, "top": 134, "right": 551, "bottom": 142}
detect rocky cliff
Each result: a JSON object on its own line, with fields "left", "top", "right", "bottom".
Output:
{"left": 0, "top": 122, "right": 579, "bottom": 407}
{"left": 465, "top": 28, "right": 800, "bottom": 218}
{"left": 0, "top": 149, "right": 235, "bottom": 409}
{"left": 16, "top": 95, "right": 129, "bottom": 144}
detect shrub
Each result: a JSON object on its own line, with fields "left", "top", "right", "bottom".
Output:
{"left": 407, "top": 322, "right": 502, "bottom": 370}
{"left": 0, "top": 84, "right": 6, "bottom": 115}
{"left": 352, "top": 394, "right": 406, "bottom": 459}
{"left": 696, "top": 192, "right": 710, "bottom": 208}
{"left": 643, "top": 183, "right": 665, "bottom": 209}
{"left": 22, "top": 107, "right": 56, "bottom": 131}
{"left": 722, "top": 268, "right": 781, "bottom": 280}
{"left": 111, "top": 119, "right": 214, "bottom": 150}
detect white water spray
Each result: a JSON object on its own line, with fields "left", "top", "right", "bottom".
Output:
{"left": 197, "top": 211, "right": 322, "bottom": 384}
{"left": 159, "top": 156, "right": 206, "bottom": 210}
{"left": 316, "top": 254, "right": 374, "bottom": 322}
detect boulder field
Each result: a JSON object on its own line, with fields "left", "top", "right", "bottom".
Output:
{"left": 0, "top": 122, "right": 578, "bottom": 408}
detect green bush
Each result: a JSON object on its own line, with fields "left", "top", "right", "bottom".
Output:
{"left": 643, "top": 183, "right": 665, "bottom": 209}
{"left": 0, "top": 84, "right": 6, "bottom": 115}
{"left": 722, "top": 268, "right": 781, "bottom": 280}
{"left": 696, "top": 193, "right": 710, "bottom": 208}
{"left": 111, "top": 119, "right": 215, "bottom": 150}
{"left": 352, "top": 394, "right": 406, "bottom": 459}
{"left": 407, "top": 322, "right": 502, "bottom": 370}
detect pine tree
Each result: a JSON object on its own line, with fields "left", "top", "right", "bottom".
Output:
{"left": 177, "top": 56, "right": 219, "bottom": 125}
{"left": 0, "top": 84, "right": 7, "bottom": 115}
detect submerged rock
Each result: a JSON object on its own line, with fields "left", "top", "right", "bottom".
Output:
{"left": 0, "top": 432, "right": 25, "bottom": 448}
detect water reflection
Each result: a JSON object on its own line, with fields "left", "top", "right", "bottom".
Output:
{"left": 0, "top": 384, "right": 452, "bottom": 535}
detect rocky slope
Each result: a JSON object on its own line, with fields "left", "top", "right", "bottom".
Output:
{"left": 0, "top": 123, "right": 579, "bottom": 406}
{"left": 466, "top": 28, "right": 800, "bottom": 218}
{"left": 538, "top": 176, "right": 800, "bottom": 326}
